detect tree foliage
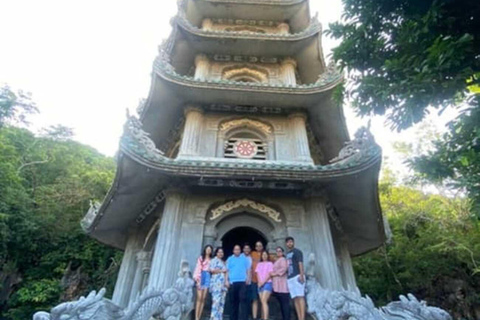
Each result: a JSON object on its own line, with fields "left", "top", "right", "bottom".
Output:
{"left": 327, "top": 0, "right": 480, "bottom": 214}
{"left": 354, "top": 174, "right": 480, "bottom": 319}
{"left": 0, "top": 85, "right": 38, "bottom": 128}
{"left": 0, "top": 113, "right": 120, "bottom": 318}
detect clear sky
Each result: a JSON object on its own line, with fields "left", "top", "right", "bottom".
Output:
{"left": 0, "top": 0, "right": 452, "bottom": 177}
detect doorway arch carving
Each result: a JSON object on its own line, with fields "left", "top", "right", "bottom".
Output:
{"left": 203, "top": 198, "right": 287, "bottom": 251}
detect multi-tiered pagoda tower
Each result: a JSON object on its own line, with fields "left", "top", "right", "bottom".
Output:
{"left": 82, "top": 0, "right": 385, "bottom": 313}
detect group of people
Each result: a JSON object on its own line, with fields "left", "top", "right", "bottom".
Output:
{"left": 193, "top": 237, "right": 306, "bottom": 320}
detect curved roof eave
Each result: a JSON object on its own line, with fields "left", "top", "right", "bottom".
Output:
{"left": 175, "top": 14, "right": 322, "bottom": 42}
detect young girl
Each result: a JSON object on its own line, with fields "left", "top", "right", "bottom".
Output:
{"left": 209, "top": 247, "right": 229, "bottom": 320}
{"left": 255, "top": 250, "right": 274, "bottom": 320}
{"left": 193, "top": 245, "right": 213, "bottom": 320}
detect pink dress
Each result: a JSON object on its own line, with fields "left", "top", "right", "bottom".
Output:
{"left": 271, "top": 257, "right": 288, "bottom": 293}
{"left": 255, "top": 261, "right": 274, "bottom": 284}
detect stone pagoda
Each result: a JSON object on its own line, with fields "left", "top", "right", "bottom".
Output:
{"left": 82, "top": 0, "right": 386, "bottom": 314}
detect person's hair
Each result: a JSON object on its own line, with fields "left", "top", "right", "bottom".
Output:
{"left": 243, "top": 243, "right": 251, "bottom": 249}
{"left": 276, "top": 246, "right": 284, "bottom": 253}
{"left": 260, "top": 250, "right": 269, "bottom": 262}
{"left": 214, "top": 247, "right": 224, "bottom": 260}
{"left": 285, "top": 236, "right": 294, "bottom": 243}
{"left": 255, "top": 241, "right": 264, "bottom": 248}
{"left": 233, "top": 244, "right": 242, "bottom": 250}
{"left": 202, "top": 245, "right": 214, "bottom": 260}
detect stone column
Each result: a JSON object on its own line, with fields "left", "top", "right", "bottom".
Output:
{"left": 128, "top": 251, "right": 152, "bottom": 305}
{"left": 202, "top": 19, "right": 214, "bottom": 31}
{"left": 194, "top": 54, "right": 210, "bottom": 81}
{"left": 112, "top": 229, "right": 142, "bottom": 308}
{"left": 278, "top": 23, "right": 290, "bottom": 35}
{"left": 289, "top": 113, "right": 312, "bottom": 162}
{"left": 178, "top": 106, "right": 204, "bottom": 158}
{"left": 306, "top": 197, "right": 343, "bottom": 290}
{"left": 281, "top": 57, "right": 297, "bottom": 86}
{"left": 148, "top": 190, "right": 185, "bottom": 289}
{"left": 339, "top": 239, "right": 357, "bottom": 290}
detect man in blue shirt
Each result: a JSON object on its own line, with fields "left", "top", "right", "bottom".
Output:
{"left": 227, "top": 244, "right": 251, "bottom": 320}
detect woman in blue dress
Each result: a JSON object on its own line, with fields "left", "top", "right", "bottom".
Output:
{"left": 209, "top": 247, "right": 229, "bottom": 320}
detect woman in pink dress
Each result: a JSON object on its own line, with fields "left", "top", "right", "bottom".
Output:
{"left": 270, "top": 246, "right": 290, "bottom": 320}
{"left": 193, "top": 245, "right": 213, "bottom": 320}
{"left": 255, "top": 250, "right": 274, "bottom": 320}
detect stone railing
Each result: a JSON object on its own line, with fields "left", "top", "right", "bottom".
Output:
{"left": 33, "top": 261, "right": 195, "bottom": 320}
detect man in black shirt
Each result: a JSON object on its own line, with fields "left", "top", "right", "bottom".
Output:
{"left": 285, "top": 236, "right": 305, "bottom": 320}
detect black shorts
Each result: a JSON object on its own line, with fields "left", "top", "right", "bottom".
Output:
{"left": 246, "top": 283, "right": 259, "bottom": 301}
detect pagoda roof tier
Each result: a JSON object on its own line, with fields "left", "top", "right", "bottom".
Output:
{"left": 180, "top": 0, "right": 310, "bottom": 34}
{"left": 166, "top": 23, "right": 327, "bottom": 84}
{"left": 174, "top": 13, "right": 323, "bottom": 48}
{"left": 139, "top": 54, "right": 347, "bottom": 161}
{"left": 82, "top": 118, "right": 385, "bottom": 256}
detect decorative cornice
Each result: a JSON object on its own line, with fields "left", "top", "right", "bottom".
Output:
{"left": 210, "top": 198, "right": 282, "bottom": 222}
{"left": 175, "top": 13, "right": 322, "bottom": 41}
{"left": 152, "top": 53, "right": 343, "bottom": 95}
{"left": 119, "top": 114, "right": 382, "bottom": 181}
{"left": 204, "top": 0, "right": 306, "bottom": 5}
{"left": 219, "top": 118, "right": 273, "bottom": 134}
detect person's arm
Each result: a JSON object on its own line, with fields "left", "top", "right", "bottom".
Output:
{"left": 225, "top": 269, "right": 230, "bottom": 288}
{"left": 255, "top": 264, "right": 262, "bottom": 287}
{"left": 298, "top": 262, "right": 305, "bottom": 283}
{"left": 298, "top": 250, "right": 305, "bottom": 283}
{"left": 193, "top": 257, "right": 202, "bottom": 283}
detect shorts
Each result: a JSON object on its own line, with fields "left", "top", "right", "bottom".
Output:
{"left": 258, "top": 282, "right": 273, "bottom": 293}
{"left": 287, "top": 275, "right": 305, "bottom": 298}
{"left": 247, "top": 283, "right": 259, "bottom": 301}
{"left": 199, "top": 271, "right": 211, "bottom": 290}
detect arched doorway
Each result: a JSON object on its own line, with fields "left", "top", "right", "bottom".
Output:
{"left": 222, "top": 226, "right": 268, "bottom": 257}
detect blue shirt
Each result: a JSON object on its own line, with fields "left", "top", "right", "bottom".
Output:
{"left": 227, "top": 254, "right": 249, "bottom": 283}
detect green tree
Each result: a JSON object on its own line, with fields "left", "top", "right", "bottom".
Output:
{"left": 327, "top": 0, "right": 480, "bottom": 213}
{"left": 354, "top": 174, "right": 480, "bottom": 319}
{"left": 0, "top": 85, "right": 38, "bottom": 127}
{"left": 0, "top": 89, "right": 120, "bottom": 319}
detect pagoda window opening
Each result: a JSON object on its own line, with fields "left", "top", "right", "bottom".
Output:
{"left": 222, "top": 65, "right": 269, "bottom": 83}
{"left": 224, "top": 131, "right": 267, "bottom": 160}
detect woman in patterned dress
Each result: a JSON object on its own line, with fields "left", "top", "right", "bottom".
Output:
{"left": 209, "top": 247, "right": 229, "bottom": 320}
{"left": 194, "top": 245, "right": 213, "bottom": 320}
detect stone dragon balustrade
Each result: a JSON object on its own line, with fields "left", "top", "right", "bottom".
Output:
{"left": 33, "top": 257, "right": 453, "bottom": 320}
{"left": 304, "top": 255, "right": 452, "bottom": 320}
{"left": 33, "top": 261, "right": 195, "bottom": 320}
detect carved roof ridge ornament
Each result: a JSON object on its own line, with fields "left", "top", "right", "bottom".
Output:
{"left": 210, "top": 198, "right": 282, "bottom": 222}
{"left": 81, "top": 200, "right": 101, "bottom": 232}
{"left": 220, "top": 118, "right": 273, "bottom": 134}
{"left": 330, "top": 125, "right": 378, "bottom": 164}
{"left": 123, "top": 110, "right": 165, "bottom": 159}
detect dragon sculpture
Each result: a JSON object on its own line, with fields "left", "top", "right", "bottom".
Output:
{"left": 305, "top": 255, "right": 452, "bottom": 320}
{"left": 33, "top": 256, "right": 453, "bottom": 320}
{"left": 33, "top": 260, "right": 194, "bottom": 320}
